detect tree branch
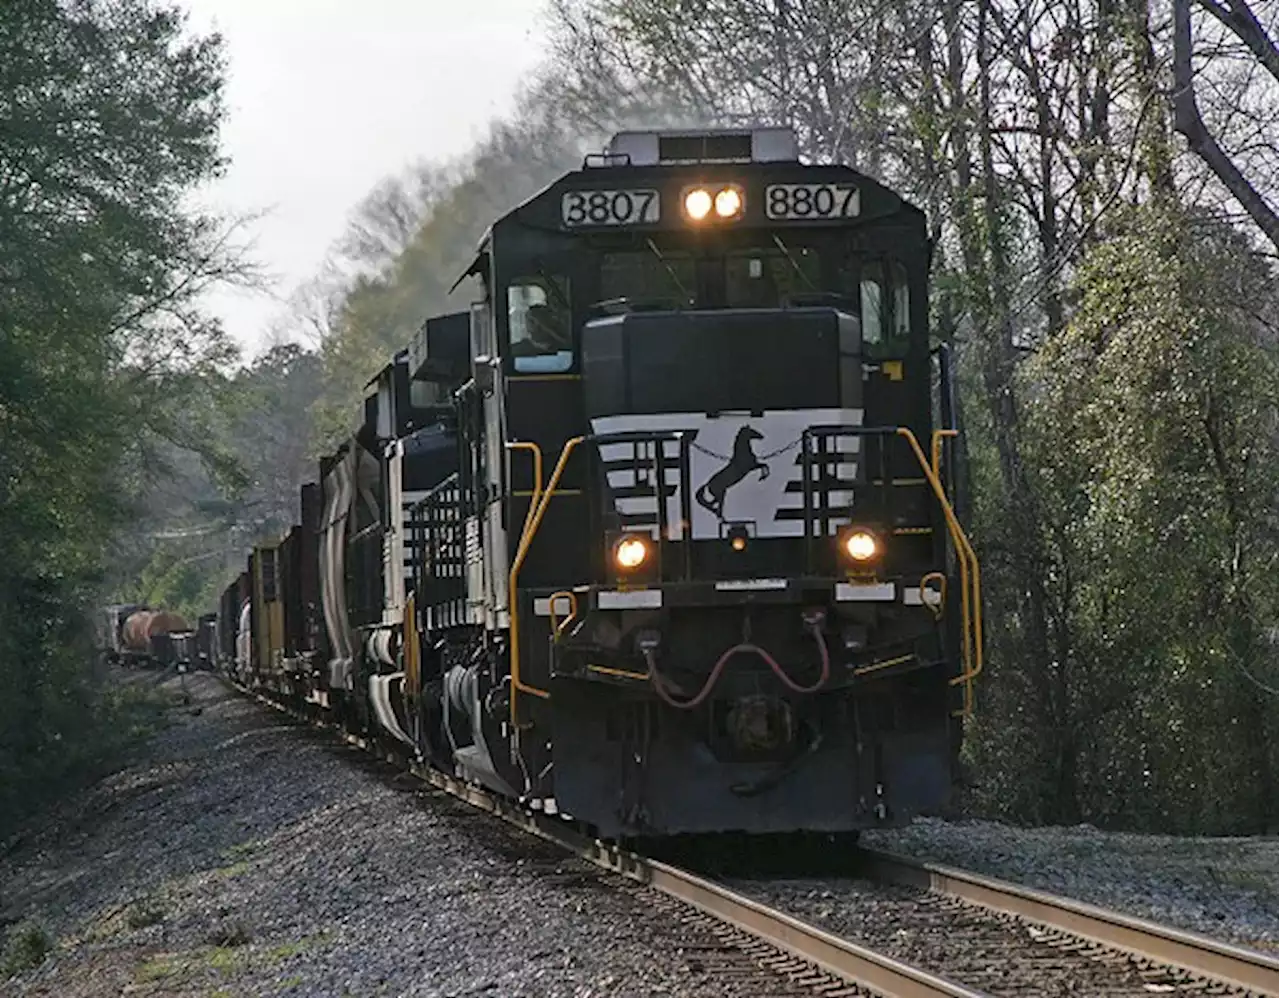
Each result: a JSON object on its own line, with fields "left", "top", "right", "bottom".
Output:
{"left": 1193, "top": 0, "right": 1279, "bottom": 78}
{"left": 1173, "top": 0, "right": 1279, "bottom": 245}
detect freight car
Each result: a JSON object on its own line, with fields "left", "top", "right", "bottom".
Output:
{"left": 214, "top": 126, "right": 982, "bottom": 841}
{"left": 100, "top": 604, "right": 195, "bottom": 670}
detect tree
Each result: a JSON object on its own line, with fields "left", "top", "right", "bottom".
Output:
{"left": 0, "top": 0, "right": 237, "bottom": 826}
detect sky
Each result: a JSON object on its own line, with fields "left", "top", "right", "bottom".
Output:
{"left": 178, "top": 0, "right": 548, "bottom": 358}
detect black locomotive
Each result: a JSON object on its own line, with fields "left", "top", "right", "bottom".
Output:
{"left": 215, "top": 126, "right": 981, "bottom": 840}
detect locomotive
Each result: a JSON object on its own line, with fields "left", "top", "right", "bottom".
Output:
{"left": 214, "top": 126, "right": 981, "bottom": 840}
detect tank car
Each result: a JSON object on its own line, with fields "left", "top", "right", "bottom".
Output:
{"left": 216, "top": 126, "right": 981, "bottom": 841}
{"left": 102, "top": 605, "right": 193, "bottom": 669}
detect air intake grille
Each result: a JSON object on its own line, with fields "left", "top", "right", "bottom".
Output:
{"left": 658, "top": 133, "right": 753, "bottom": 163}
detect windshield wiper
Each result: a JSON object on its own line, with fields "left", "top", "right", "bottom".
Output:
{"left": 646, "top": 237, "right": 692, "bottom": 303}
{"left": 534, "top": 264, "right": 573, "bottom": 312}
{"left": 772, "top": 234, "right": 819, "bottom": 292}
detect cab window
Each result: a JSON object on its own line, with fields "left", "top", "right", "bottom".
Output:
{"left": 600, "top": 250, "right": 694, "bottom": 306}
{"left": 508, "top": 276, "right": 573, "bottom": 374}
{"left": 891, "top": 261, "right": 910, "bottom": 337}
{"left": 860, "top": 262, "right": 885, "bottom": 345}
{"left": 854, "top": 258, "right": 910, "bottom": 352}
{"left": 726, "top": 246, "right": 822, "bottom": 308}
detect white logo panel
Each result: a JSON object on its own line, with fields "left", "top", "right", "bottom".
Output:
{"left": 590, "top": 408, "right": 862, "bottom": 540}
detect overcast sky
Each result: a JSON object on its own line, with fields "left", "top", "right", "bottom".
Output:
{"left": 178, "top": 0, "right": 547, "bottom": 358}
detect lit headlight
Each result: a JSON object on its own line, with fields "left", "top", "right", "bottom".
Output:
{"left": 683, "top": 188, "right": 713, "bottom": 221}
{"left": 841, "top": 529, "right": 879, "bottom": 563}
{"left": 714, "top": 187, "right": 743, "bottom": 218}
{"left": 613, "top": 535, "right": 649, "bottom": 571}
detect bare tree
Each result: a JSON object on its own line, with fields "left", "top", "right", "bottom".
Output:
{"left": 1172, "top": 0, "right": 1278, "bottom": 243}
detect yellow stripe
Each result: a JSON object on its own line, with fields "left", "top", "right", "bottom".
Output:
{"left": 587, "top": 664, "right": 651, "bottom": 682}
{"left": 852, "top": 653, "right": 915, "bottom": 677}
{"left": 512, "top": 488, "right": 582, "bottom": 497}
{"left": 509, "top": 373, "right": 583, "bottom": 382}
{"left": 892, "top": 527, "right": 933, "bottom": 535}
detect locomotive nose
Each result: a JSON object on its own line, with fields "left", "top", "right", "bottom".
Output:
{"left": 582, "top": 306, "right": 860, "bottom": 417}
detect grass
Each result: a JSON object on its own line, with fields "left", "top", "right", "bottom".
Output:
{"left": 131, "top": 931, "right": 326, "bottom": 992}
{"left": 0, "top": 920, "right": 53, "bottom": 976}
{"left": 135, "top": 953, "right": 186, "bottom": 983}
{"left": 211, "top": 860, "right": 251, "bottom": 880}
{"left": 126, "top": 900, "right": 167, "bottom": 929}
{"left": 221, "top": 839, "right": 263, "bottom": 861}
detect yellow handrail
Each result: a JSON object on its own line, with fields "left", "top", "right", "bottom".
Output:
{"left": 930, "top": 428, "right": 958, "bottom": 483}
{"left": 919, "top": 570, "right": 947, "bottom": 622}
{"left": 547, "top": 589, "right": 579, "bottom": 641}
{"left": 403, "top": 591, "right": 420, "bottom": 705}
{"left": 897, "top": 428, "right": 983, "bottom": 718}
{"left": 505, "top": 441, "right": 544, "bottom": 540}
{"left": 507, "top": 436, "right": 585, "bottom": 727}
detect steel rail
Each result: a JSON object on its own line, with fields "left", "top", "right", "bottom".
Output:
{"left": 224, "top": 677, "right": 987, "bottom": 998}
{"left": 859, "top": 848, "right": 1279, "bottom": 996}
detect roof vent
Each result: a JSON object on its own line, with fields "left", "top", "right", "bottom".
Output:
{"left": 604, "top": 127, "right": 798, "bottom": 167}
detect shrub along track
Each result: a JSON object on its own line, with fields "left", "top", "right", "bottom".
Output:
{"left": 229, "top": 675, "right": 1279, "bottom": 998}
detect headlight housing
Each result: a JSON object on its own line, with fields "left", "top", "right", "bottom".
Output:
{"left": 682, "top": 184, "right": 744, "bottom": 222}
{"left": 683, "top": 187, "right": 713, "bottom": 221}
{"left": 838, "top": 526, "right": 881, "bottom": 565}
{"left": 613, "top": 534, "right": 650, "bottom": 572}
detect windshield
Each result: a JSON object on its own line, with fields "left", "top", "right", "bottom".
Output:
{"left": 592, "top": 242, "right": 913, "bottom": 352}
{"left": 725, "top": 246, "right": 822, "bottom": 308}
{"left": 601, "top": 248, "right": 694, "bottom": 306}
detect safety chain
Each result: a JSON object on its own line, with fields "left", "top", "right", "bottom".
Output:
{"left": 688, "top": 435, "right": 806, "bottom": 463}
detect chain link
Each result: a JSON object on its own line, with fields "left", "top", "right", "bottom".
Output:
{"left": 688, "top": 435, "right": 805, "bottom": 463}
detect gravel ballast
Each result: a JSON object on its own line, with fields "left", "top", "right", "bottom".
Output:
{"left": 0, "top": 673, "right": 825, "bottom": 998}
{"left": 3, "top": 670, "right": 1275, "bottom": 997}
{"left": 863, "top": 816, "right": 1277, "bottom": 951}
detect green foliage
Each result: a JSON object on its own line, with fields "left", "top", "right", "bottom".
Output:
{"left": 1, "top": 920, "right": 53, "bottom": 977}
{"left": 959, "top": 205, "right": 1278, "bottom": 831}
{"left": 0, "top": 0, "right": 236, "bottom": 826}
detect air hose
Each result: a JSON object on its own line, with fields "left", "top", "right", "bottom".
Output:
{"left": 645, "top": 623, "right": 831, "bottom": 710}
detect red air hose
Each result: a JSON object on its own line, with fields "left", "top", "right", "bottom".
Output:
{"left": 647, "top": 624, "right": 831, "bottom": 710}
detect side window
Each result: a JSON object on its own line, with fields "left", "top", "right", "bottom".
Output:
{"left": 509, "top": 276, "right": 573, "bottom": 374}
{"left": 860, "top": 262, "right": 884, "bottom": 346}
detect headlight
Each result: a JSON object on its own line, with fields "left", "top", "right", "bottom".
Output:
{"left": 714, "top": 187, "right": 743, "bottom": 218}
{"left": 683, "top": 188, "right": 713, "bottom": 221}
{"left": 613, "top": 535, "right": 649, "bottom": 570}
{"left": 841, "top": 529, "right": 879, "bottom": 563}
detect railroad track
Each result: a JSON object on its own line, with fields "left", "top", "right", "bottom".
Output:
{"left": 223, "top": 675, "right": 1278, "bottom": 998}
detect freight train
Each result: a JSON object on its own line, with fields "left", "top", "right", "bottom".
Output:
{"left": 212, "top": 126, "right": 982, "bottom": 840}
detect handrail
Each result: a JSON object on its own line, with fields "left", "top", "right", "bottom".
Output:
{"left": 547, "top": 589, "right": 579, "bottom": 641}
{"left": 919, "top": 571, "right": 947, "bottom": 622}
{"left": 507, "top": 436, "right": 585, "bottom": 727}
{"left": 930, "top": 428, "right": 957, "bottom": 483}
{"left": 896, "top": 428, "right": 983, "bottom": 717}
{"left": 505, "top": 441, "right": 544, "bottom": 540}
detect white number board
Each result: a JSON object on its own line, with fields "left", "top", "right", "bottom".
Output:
{"left": 561, "top": 189, "right": 660, "bottom": 227}
{"left": 765, "top": 183, "right": 860, "bottom": 220}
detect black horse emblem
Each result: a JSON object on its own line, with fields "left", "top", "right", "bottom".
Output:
{"left": 695, "top": 425, "right": 770, "bottom": 521}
